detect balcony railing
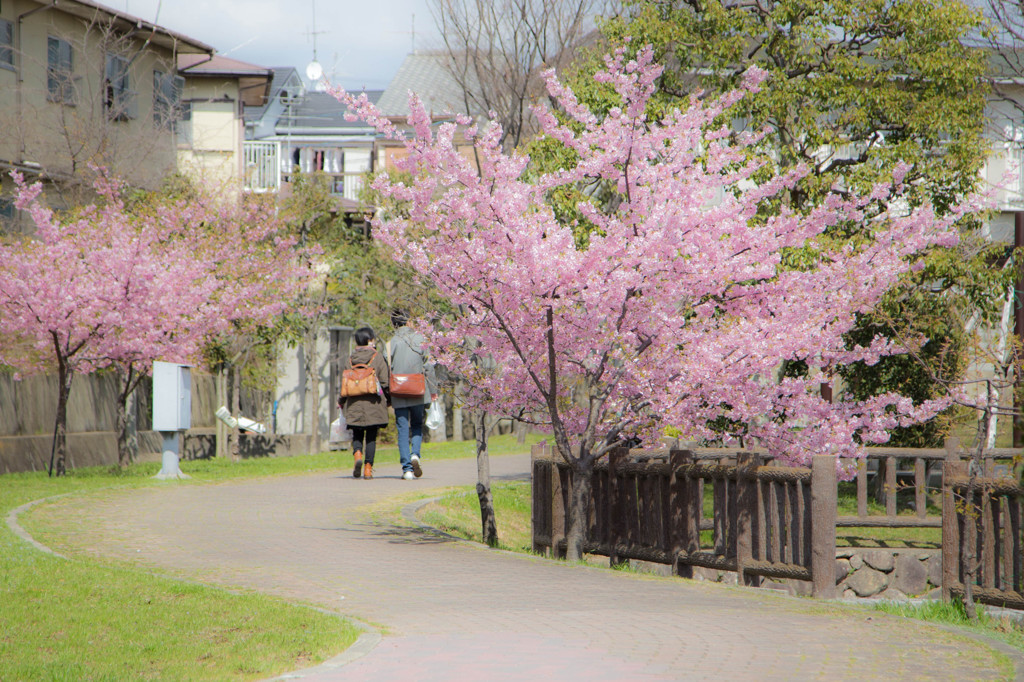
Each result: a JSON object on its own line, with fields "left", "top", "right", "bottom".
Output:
{"left": 243, "top": 141, "right": 280, "bottom": 193}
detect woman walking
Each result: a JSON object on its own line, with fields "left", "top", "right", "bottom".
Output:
{"left": 340, "top": 326, "right": 390, "bottom": 479}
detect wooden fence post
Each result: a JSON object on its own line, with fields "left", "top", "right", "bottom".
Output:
{"left": 857, "top": 458, "right": 868, "bottom": 519}
{"left": 941, "top": 438, "right": 963, "bottom": 602}
{"left": 811, "top": 455, "right": 837, "bottom": 599}
{"left": 915, "top": 456, "right": 927, "bottom": 520}
{"left": 736, "top": 452, "right": 760, "bottom": 587}
{"left": 549, "top": 442, "right": 567, "bottom": 560}
{"left": 669, "top": 449, "right": 696, "bottom": 577}
{"left": 885, "top": 454, "right": 898, "bottom": 518}
{"left": 609, "top": 447, "right": 628, "bottom": 568}
{"left": 531, "top": 440, "right": 546, "bottom": 555}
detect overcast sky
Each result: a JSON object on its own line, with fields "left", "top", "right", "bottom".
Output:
{"left": 118, "top": 0, "right": 442, "bottom": 90}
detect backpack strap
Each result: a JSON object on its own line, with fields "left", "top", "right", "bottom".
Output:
{"left": 350, "top": 350, "right": 378, "bottom": 370}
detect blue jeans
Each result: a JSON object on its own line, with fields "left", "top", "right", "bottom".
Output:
{"left": 395, "top": 404, "right": 425, "bottom": 472}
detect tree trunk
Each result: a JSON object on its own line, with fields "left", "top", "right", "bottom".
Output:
{"left": 565, "top": 456, "right": 594, "bottom": 561}
{"left": 475, "top": 410, "right": 498, "bottom": 547}
{"left": 231, "top": 364, "right": 242, "bottom": 460}
{"left": 49, "top": 361, "right": 72, "bottom": 477}
{"left": 452, "top": 379, "right": 464, "bottom": 441}
{"left": 988, "top": 287, "right": 1014, "bottom": 448}
{"left": 116, "top": 369, "right": 139, "bottom": 468}
{"left": 215, "top": 366, "right": 228, "bottom": 458}
{"left": 304, "top": 327, "right": 321, "bottom": 446}
{"left": 962, "top": 395, "right": 994, "bottom": 621}
{"left": 515, "top": 418, "right": 528, "bottom": 444}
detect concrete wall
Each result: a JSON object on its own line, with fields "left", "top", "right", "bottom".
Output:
{"left": 0, "top": 327, "right": 349, "bottom": 473}
{"left": 0, "top": 370, "right": 219, "bottom": 473}
{"left": 275, "top": 327, "right": 333, "bottom": 448}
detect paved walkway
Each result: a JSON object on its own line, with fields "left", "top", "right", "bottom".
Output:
{"left": 25, "top": 454, "right": 1023, "bottom": 681}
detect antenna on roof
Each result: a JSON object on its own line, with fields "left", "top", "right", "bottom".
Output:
{"left": 305, "top": 0, "right": 327, "bottom": 84}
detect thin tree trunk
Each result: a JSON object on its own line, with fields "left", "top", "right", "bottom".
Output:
{"left": 452, "top": 379, "right": 464, "bottom": 441}
{"left": 304, "top": 327, "right": 320, "bottom": 446}
{"left": 216, "top": 366, "right": 228, "bottom": 458}
{"left": 475, "top": 410, "right": 498, "bottom": 547}
{"left": 515, "top": 418, "right": 527, "bottom": 444}
{"left": 962, "top": 392, "right": 993, "bottom": 621}
{"left": 231, "top": 364, "right": 242, "bottom": 460}
{"left": 116, "top": 368, "right": 139, "bottom": 468}
{"left": 49, "top": 360, "right": 72, "bottom": 477}
{"left": 988, "top": 288, "right": 1014, "bottom": 448}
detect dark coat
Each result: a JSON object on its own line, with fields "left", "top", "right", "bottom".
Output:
{"left": 341, "top": 345, "right": 390, "bottom": 427}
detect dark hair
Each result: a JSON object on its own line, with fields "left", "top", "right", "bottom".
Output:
{"left": 354, "top": 327, "right": 375, "bottom": 347}
{"left": 390, "top": 309, "right": 409, "bottom": 328}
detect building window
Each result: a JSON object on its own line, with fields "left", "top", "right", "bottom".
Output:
{"left": 47, "top": 37, "right": 75, "bottom": 103}
{"left": 0, "top": 197, "right": 14, "bottom": 233}
{"left": 104, "top": 53, "right": 135, "bottom": 121}
{"left": 0, "top": 19, "right": 13, "bottom": 69}
{"left": 177, "top": 101, "right": 192, "bottom": 146}
{"left": 153, "top": 69, "right": 183, "bottom": 130}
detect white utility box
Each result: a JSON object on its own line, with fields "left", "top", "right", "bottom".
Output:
{"left": 152, "top": 361, "right": 191, "bottom": 431}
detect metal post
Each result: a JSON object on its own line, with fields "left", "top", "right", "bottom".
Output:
{"left": 1015, "top": 213, "right": 1024, "bottom": 448}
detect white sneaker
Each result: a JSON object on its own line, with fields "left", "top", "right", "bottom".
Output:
{"left": 411, "top": 455, "right": 423, "bottom": 478}
{"left": 402, "top": 471, "right": 415, "bottom": 480}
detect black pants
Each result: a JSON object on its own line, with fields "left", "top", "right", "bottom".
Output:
{"left": 350, "top": 425, "right": 379, "bottom": 464}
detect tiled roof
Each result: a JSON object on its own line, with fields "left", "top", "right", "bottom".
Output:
{"left": 275, "top": 90, "right": 385, "bottom": 133}
{"left": 178, "top": 54, "right": 272, "bottom": 77}
{"left": 376, "top": 52, "right": 474, "bottom": 117}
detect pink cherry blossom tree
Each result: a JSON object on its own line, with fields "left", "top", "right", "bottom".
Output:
{"left": 335, "top": 47, "right": 979, "bottom": 559}
{"left": 0, "top": 173, "right": 314, "bottom": 475}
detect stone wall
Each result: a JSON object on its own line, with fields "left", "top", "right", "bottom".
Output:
{"left": 837, "top": 548, "right": 942, "bottom": 600}
{"left": 637, "top": 547, "right": 944, "bottom": 601}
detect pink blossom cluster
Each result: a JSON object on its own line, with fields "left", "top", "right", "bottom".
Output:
{"left": 333, "top": 47, "right": 980, "bottom": 467}
{"left": 0, "top": 172, "right": 315, "bottom": 382}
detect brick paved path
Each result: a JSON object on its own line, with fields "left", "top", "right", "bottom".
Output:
{"left": 30, "top": 454, "right": 1020, "bottom": 681}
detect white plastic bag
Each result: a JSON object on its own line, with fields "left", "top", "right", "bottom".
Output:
{"left": 330, "top": 413, "right": 352, "bottom": 443}
{"left": 425, "top": 400, "right": 443, "bottom": 431}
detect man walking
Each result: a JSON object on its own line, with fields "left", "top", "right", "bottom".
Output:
{"left": 388, "top": 310, "right": 436, "bottom": 479}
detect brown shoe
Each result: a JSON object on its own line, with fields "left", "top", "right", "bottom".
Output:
{"left": 352, "top": 450, "right": 363, "bottom": 478}
{"left": 363, "top": 462, "right": 373, "bottom": 479}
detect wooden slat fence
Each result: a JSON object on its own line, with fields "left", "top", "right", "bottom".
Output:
{"left": 943, "top": 450, "right": 1024, "bottom": 610}
{"left": 837, "top": 444, "right": 1022, "bottom": 529}
{"left": 532, "top": 440, "right": 1024, "bottom": 608}
{"left": 530, "top": 440, "right": 838, "bottom": 598}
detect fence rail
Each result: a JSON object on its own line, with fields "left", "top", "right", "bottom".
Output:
{"left": 532, "top": 440, "right": 1024, "bottom": 609}
{"left": 531, "top": 441, "right": 838, "bottom": 597}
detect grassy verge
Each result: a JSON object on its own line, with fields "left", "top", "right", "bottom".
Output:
{"left": 873, "top": 600, "right": 1024, "bottom": 655}
{"left": 0, "top": 434, "right": 532, "bottom": 681}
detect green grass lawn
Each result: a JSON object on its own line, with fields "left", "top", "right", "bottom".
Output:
{"left": 0, "top": 434, "right": 535, "bottom": 681}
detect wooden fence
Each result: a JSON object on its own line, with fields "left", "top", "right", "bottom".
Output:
{"left": 943, "top": 454, "right": 1024, "bottom": 610}
{"left": 530, "top": 441, "right": 838, "bottom": 598}
{"left": 532, "top": 440, "right": 1024, "bottom": 608}
{"left": 837, "top": 444, "right": 1022, "bottom": 530}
